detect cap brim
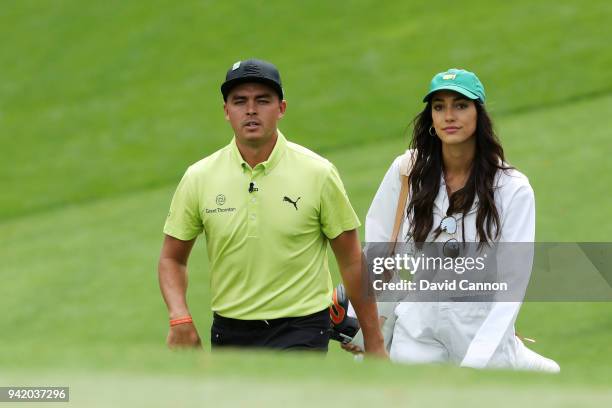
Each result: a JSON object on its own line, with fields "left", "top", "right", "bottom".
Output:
{"left": 221, "top": 77, "right": 283, "bottom": 100}
{"left": 423, "top": 85, "right": 480, "bottom": 102}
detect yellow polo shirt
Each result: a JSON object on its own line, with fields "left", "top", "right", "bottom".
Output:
{"left": 163, "top": 131, "right": 360, "bottom": 319}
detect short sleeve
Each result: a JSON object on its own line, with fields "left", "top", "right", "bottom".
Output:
{"left": 320, "top": 164, "right": 361, "bottom": 239}
{"left": 163, "top": 167, "right": 203, "bottom": 241}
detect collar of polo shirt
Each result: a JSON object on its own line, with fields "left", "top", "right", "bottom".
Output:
{"left": 230, "top": 130, "right": 288, "bottom": 175}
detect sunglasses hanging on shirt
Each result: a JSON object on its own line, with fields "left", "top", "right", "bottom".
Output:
{"left": 440, "top": 216, "right": 460, "bottom": 258}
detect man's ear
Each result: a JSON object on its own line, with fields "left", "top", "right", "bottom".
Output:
{"left": 278, "top": 99, "right": 287, "bottom": 119}
{"left": 223, "top": 102, "right": 230, "bottom": 121}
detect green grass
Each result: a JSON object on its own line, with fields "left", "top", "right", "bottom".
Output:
{"left": 1, "top": 1, "right": 611, "bottom": 406}
{"left": 2, "top": 353, "right": 612, "bottom": 407}
{"left": 2, "top": 0, "right": 612, "bottom": 219}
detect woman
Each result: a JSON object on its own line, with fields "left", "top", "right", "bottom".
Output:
{"left": 345, "top": 68, "right": 559, "bottom": 372}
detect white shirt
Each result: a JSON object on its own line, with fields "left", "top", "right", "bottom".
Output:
{"left": 366, "top": 153, "right": 535, "bottom": 244}
{"left": 365, "top": 151, "right": 536, "bottom": 368}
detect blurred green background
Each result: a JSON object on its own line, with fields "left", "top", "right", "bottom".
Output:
{"left": 1, "top": 0, "right": 611, "bottom": 406}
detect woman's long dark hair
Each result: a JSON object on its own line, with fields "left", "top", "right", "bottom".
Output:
{"left": 407, "top": 100, "right": 511, "bottom": 244}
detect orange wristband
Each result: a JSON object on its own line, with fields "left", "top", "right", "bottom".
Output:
{"left": 170, "top": 316, "right": 193, "bottom": 327}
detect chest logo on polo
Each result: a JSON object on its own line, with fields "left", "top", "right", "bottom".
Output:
{"left": 283, "top": 196, "right": 301, "bottom": 210}
{"left": 205, "top": 194, "right": 236, "bottom": 214}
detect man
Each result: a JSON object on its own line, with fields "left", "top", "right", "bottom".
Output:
{"left": 158, "top": 59, "right": 386, "bottom": 356}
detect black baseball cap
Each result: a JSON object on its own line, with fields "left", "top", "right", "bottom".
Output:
{"left": 221, "top": 59, "right": 284, "bottom": 101}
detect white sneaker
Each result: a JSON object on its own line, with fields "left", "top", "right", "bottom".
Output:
{"left": 515, "top": 337, "right": 561, "bottom": 373}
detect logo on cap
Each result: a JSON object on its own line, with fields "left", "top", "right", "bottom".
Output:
{"left": 443, "top": 74, "right": 456, "bottom": 80}
{"left": 232, "top": 61, "right": 241, "bottom": 71}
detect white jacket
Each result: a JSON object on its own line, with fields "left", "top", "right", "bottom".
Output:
{"left": 366, "top": 151, "right": 535, "bottom": 368}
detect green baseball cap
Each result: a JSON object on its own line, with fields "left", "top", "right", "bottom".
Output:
{"left": 423, "top": 68, "right": 486, "bottom": 103}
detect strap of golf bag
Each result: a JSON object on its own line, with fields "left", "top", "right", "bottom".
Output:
{"left": 378, "top": 150, "right": 412, "bottom": 317}
{"left": 390, "top": 175, "right": 409, "bottom": 247}
{"left": 383, "top": 150, "right": 413, "bottom": 282}
{"left": 392, "top": 149, "right": 414, "bottom": 244}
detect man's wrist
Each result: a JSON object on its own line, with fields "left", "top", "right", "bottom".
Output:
{"left": 170, "top": 316, "right": 193, "bottom": 327}
{"left": 362, "top": 329, "right": 384, "bottom": 343}
{"left": 169, "top": 308, "right": 191, "bottom": 320}
{"left": 361, "top": 324, "right": 385, "bottom": 344}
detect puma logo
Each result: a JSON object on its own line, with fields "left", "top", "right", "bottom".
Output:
{"left": 283, "top": 196, "right": 301, "bottom": 210}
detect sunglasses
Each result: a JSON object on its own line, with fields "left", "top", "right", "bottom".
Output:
{"left": 440, "top": 216, "right": 460, "bottom": 258}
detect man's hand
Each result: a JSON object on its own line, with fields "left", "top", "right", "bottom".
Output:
{"left": 340, "top": 337, "right": 389, "bottom": 359}
{"left": 330, "top": 229, "right": 388, "bottom": 360}
{"left": 167, "top": 323, "right": 202, "bottom": 349}
{"left": 341, "top": 342, "right": 363, "bottom": 354}
{"left": 341, "top": 338, "right": 388, "bottom": 358}
{"left": 340, "top": 315, "right": 388, "bottom": 358}
{"left": 159, "top": 234, "right": 201, "bottom": 348}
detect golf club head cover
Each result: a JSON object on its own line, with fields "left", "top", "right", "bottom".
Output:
{"left": 329, "top": 283, "right": 360, "bottom": 343}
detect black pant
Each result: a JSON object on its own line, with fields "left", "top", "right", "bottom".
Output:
{"left": 211, "top": 309, "right": 330, "bottom": 352}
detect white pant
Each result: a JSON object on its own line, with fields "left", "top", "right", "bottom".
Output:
{"left": 389, "top": 302, "right": 560, "bottom": 373}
